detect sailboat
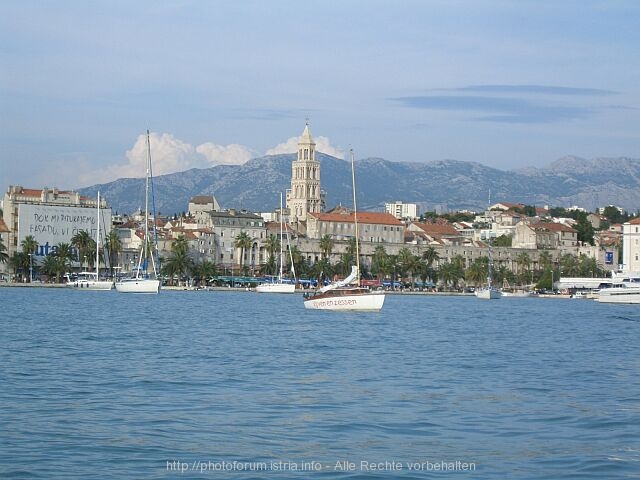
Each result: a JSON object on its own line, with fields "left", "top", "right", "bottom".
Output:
{"left": 67, "top": 191, "right": 113, "bottom": 291}
{"left": 303, "top": 149, "right": 385, "bottom": 311}
{"left": 475, "top": 240, "right": 501, "bottom": 300}
{"left": 115, "top": 131, "right": 161, "bottom": 294}
{"left": 256, "top": 193, "right": 296, "bottom": 293}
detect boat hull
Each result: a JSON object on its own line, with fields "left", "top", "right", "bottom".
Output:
{"left": 67, "top": 280, "right": 113, "bottom": 291}
{"left": 304, "top": 290, "right": 385, "bottom": 311}
{"left": 597, "top": 287, "right": 640, "bottom": 304}
{"left": 115, "top": 279, "right": 160, "bottom": 294}
{"left": 255, "top": 283, "right": 296, "bottom": 293}
{"left": 475, "top": 287, "right": 502, "bottom": 299}
{"left": 501, "top": 291, "right": 531, "bottom": 298}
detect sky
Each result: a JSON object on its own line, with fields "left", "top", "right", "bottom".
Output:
{"left": 1, "top": 0, "right": 639, "bottom": 193}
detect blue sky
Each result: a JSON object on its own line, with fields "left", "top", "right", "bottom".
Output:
{"left": 1, "top": 0, "right": 639, "bottom": 192}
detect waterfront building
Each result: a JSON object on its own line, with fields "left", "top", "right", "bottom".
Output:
{"left": 1, "top": 185, "right": 111, "bottom": 268}
{"left": 512, "top": 221, "right": 578, "bottom": 250}
{"left": 188, "top": 195, "right": 221, "bottom": 226}
{"left": 305, "top": 210, "right": 403, "bottom": 243}
{"left": 0, "top": 217, "right": 9, "bottom": 280}
{"left": 385, "top": 201, "right": 419, "bottom": 220}
{"left": 208, "top": 209, "right": 266, "bottom": 272}
{"left": 286, "top": 123, "right": 326, "bottom": 226}
{"left": 621, "top": 217, "right": 640, "bottom": 273}
{"left": 406, "top": 221, "right": 465, "bottom": 246}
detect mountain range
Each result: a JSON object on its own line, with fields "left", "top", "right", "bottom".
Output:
{"left": 77, "top": 154, "right": 640, "bottom": 216}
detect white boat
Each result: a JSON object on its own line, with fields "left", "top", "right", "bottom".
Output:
{"left": 475, "top": 286, "right": 502, "bottom": 300}
{"left": 500, "top": 279, "right": 531, "bottom": 297}
{"left": 596, "top": 272, "right": 640, "bottom": 304}
{"left": 67, "top": 191, "right": 113, "bottom": 291}
{"left": 501, "top": 290, "right": 531, "bottom": 298}
{"left": 597, "top": 285, "right": 640, "bottom": 303}
{"left": 475, "top": 244, "right": 501, "bottom": 300}
{"left": 115, "top": 131, "right": 161, "bottom": 294}
{"left": 303, "top": 265, "right": 385, "bottom": 310}
{"left": 256, "top": 193, "right": 295, "bottom": 294}
{"left": 303, "top": 149, "right": 385, "bottom": 311}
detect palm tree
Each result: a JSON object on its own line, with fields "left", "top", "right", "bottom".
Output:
{"left": 20, "top": 235, "right": 38, "bottom": 282}
{"left": 162, "top": 235, "right": 193, "bottom": 285}
{"left": 515, "top": 252, "right": 531, "bottom": 279}
{"left": 106, "top": 228, "right": 122, "bottom": 278}
{"left": 438, "top": 261, "right": 463, "bottom": 290}
{"left": 465, "top": 257, "right": 488, "bottom": 287}
{"left": 192, "top": 260, "right": 218, "bottom": 287}
{"left": 8, "top": 252, "right": 29, "bottom": 281}
{"left": 234, "top": 231, "right": 252, "bottom": 274}
{"left": 286, "top": 244, "right": 304, "bottom": 277}
{"left": 0, "top": 236, "right": 8, "bottom": 264}
{"left": 421, "top": 246, "right": 440, "bottom": 284}
{"left": 263, "top": 234, "right": 280, "bottom": 275}
{"left": 559, "top": 253, "right": 580, "bottom": 277}
{"left": 41, "top": 254, "right": 68, "bottom": 283}
{"left": 71, "top": 230, "right": 93, "bottom": 269}
{"left": 319, "top": 234, "right": 335, "bottom": 260}
{"left": 371, "top": 245, "right": 388, "bottom": 280}
{"left": 422, "top": 246, "right": 440, "bottom": 268}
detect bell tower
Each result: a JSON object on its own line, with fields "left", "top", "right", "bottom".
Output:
{"left": 286, "top": 122, "right": 323, "bottom": 223}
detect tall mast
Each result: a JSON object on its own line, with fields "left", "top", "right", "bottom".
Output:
{"left": 144, "top": 130, "right": 151, "bottom": 275}
{"left": 279, "top": 192, "right": 284, "bottom": 282}
{"left": 96, "top": 191, "right": 100, "bottom": 278}
{"left": 350, "top": 149, "right": 360, "bottom": 286}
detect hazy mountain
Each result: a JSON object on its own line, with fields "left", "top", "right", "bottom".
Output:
{"left": 78, "top": 154, "right": 640, "bottom": 215}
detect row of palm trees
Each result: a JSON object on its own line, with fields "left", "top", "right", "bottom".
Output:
{"left": 1, "top": 228, "right": 125, "bottom": 283}
{"left": 0, "top": 227, "right": 608, "bottom": 290}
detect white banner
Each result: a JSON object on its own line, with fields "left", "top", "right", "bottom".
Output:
{"left": 18, "top": 203, "right": 113, "bottom": 259}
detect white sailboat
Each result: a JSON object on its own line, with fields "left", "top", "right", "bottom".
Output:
{"left": 67, "top": 191, "right": 113, "bottom": 291}
{"left": 475, "top": 242, "right": 501, "bottom": 300}
{"left": 115, "top": 131, "right": 161, "bottom": 294}
{"left": 256, "top": 193, "right": 296, "bottom": 293}
{"left": 303, "top": 149, "right": 385, "bottom": 311}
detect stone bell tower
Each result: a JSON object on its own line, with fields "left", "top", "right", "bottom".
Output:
{"left": 286, "top": 122, "right": 324, "bottom": 223}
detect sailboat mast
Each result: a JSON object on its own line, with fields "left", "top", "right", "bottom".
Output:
{"left": 96, "top": 191, "right": 100, "bottom": 278}
{"left": 350, "top": 149, "right": 360, "bottom": 286}
{"left": 279, "top": 192, "right": 284, "bottom": 282}
{"left": 144, "top": 130, "right": 151, "bottom": 275}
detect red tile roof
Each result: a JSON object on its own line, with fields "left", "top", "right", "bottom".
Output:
{"left": 0, "top": 217, "right": 9, "bottom": 233}
{"left": 534, "top": 222, "right": 577, "bottom": 233}
{"left": 309, "top": 211, "right": 403, "bottom": 226}
{"left": 411, "top": 221, "right": 460, "bottom": 236}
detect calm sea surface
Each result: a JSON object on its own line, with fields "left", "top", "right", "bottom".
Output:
{"left": 0, "top": 287, "right": 638, "bottom": 479}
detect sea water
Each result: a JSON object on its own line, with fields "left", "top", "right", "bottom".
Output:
{"left": 0, "top": 288, "right": 638, "bottom": 479}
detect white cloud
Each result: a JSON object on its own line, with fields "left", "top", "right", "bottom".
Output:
{"left": 82, "top": 132, "right": 255, "bottom": 184}
{"left": 266, "top": 135, "right": 344, "bottom": 159}
{"left": 78, "top": 131, "right": 343, "bottom": 186}
{"left": 196, "top": 142, "right": 255, "bottom": 165}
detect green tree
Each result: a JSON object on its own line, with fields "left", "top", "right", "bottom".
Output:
{"left": 574, "top": 214, "right": 595, "bottom": 246}
{"left": 106, "top": 228, "right": 122, "bottom": 277}
{"left": 8, "top": 252, "right": 29, "bottom": 281}
{"left": 20, "top": 235, "right": 38, "bottom": 281}
{"left": 263, "top": 234, "right": 280, "bottom": 275}
{"left": 162, "top": 235, "right": 193, "bottom": 285}
{"left": 0, "top": 236, "right": 8, "bottom": 264}
{"left": 319, "top": 234, "right": 335, "bottom": 259}
{"left": 234, "top": 231, "right": 253, "bottom": 272}
{"left": 371, "top": 245, "right": 389, "bottom": 280}
{"left": 71, "top": 230, "right": 93, "bottom": 269}
{"left": 192, "top": 260, "right": 218, "bottom": 286}
{"left": 438, "top": 261, "right": 463, "bottom": 290}
{"left": 465, "top": 257, "right": 488, "bottom": 286}
{"left": 494, "top": 234, "right": 512, "bottom": 247}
